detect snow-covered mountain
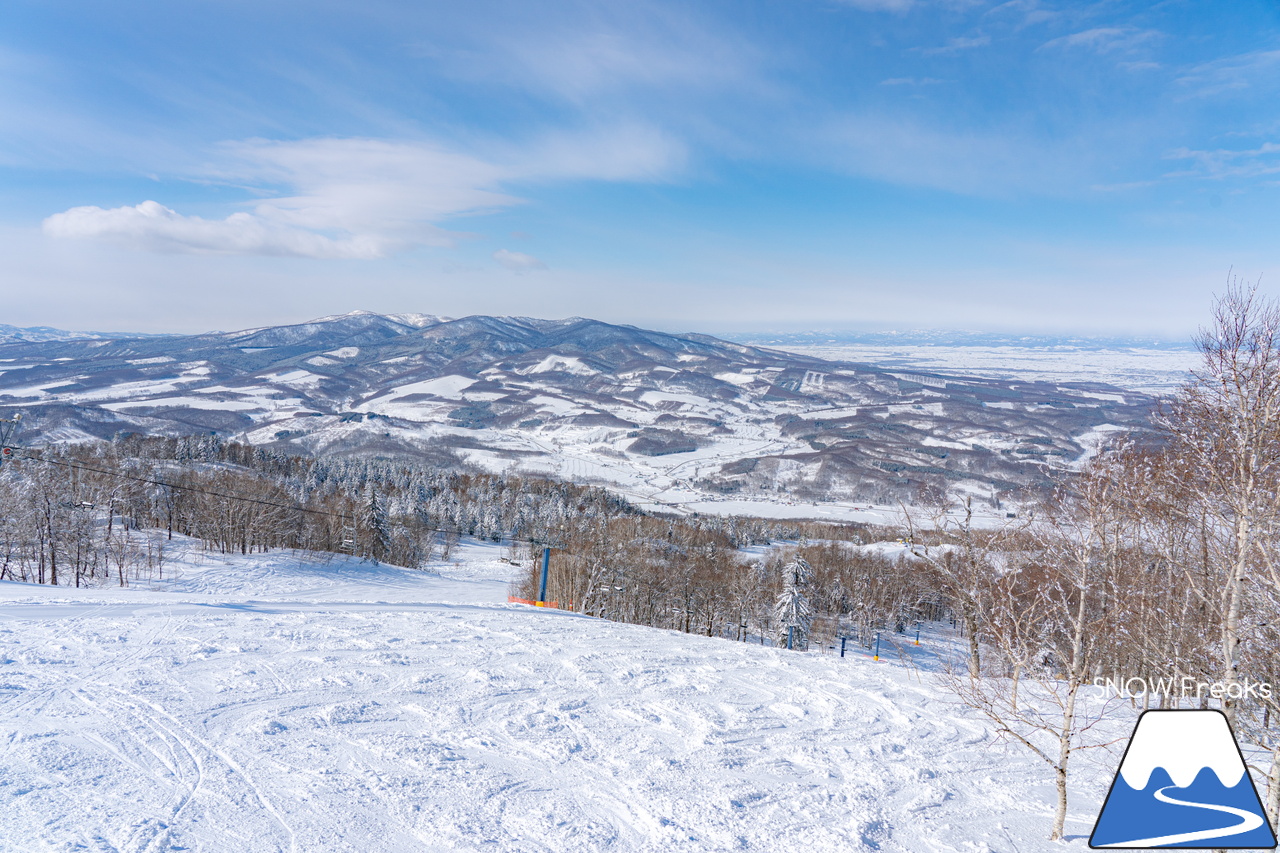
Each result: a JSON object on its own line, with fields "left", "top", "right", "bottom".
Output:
{"left": 0, "top": 323, "right": 135, "bottom": 344}
{"left": 0, "top": 311, "right": 1152, "bottom": 512}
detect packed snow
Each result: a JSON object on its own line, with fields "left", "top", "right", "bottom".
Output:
{"left": 0, "top": 538, "right": 1145, "bottom": 851}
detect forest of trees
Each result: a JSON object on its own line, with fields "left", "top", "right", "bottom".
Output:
{"left": 509, "top": 523, "right": 932, "bottom": 650}
{"left": 0, "top": 434, "right": 632, "bottom": 585}
{"left": 0, "top": 429, "right": 869, "bottom": 588}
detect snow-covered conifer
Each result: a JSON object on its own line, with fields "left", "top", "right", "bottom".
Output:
{"left": 362, "top": 486, "right": 391, "bottom": 562}
{"left": 774, "top": 557, "right": 813, "bottom": 650}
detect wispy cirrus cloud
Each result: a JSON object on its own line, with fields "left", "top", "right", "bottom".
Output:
{"left": 830, "top": 0, "right": 917, "bottom": 11}
{"left": 1041, "top": 27, "right": 1161, "bottom": 54}
{"left": 985, "top": 0, "right": 1060, "bottom": 28}
{"left": 815, "top": 111, "right": 1113, "bottom": 197}
{"left": 1164, "top": 142, "right": 1280, "bottom": 180}
{"left": 415, "top": 3, "right": 764, "bottom": 106}
{"left": 880, "top": 76, "right": 947, "bottom": 86}
{"left": 492, "top": 248, "right": 547, "bottom": 272}
{"left": 1175, "top": 49, "right": 1280, "bottom": 99}
{"left": 43, "top": 127, "right": 686, "bottom": 259}
{"left": 917, "top": 35, "right": 991, "bottom": 56}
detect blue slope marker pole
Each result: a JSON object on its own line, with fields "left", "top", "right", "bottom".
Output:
{"left": 874, "top": 632, "right": 881, "bottom": 661}
{"left": 915, "top": 621, "right": 921, "bottom": 646}
{"left": 537, "top": 546, "right": 550, "bottom": 606}
{"left": 840, "top": 637, "right": 847, "bottom": 658}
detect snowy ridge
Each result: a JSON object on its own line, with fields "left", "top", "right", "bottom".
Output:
{"left": 0, "top": 323, "right": 159, "bottom": 344}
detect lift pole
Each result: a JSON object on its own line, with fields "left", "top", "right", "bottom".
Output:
{"left": 0, "top": 413, "right": 22, "bottom": 466}
{"left": 537, "top": 546, "right": 551, "bottom": 605}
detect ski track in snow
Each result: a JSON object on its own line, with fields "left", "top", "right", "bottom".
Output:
{"left": 0, "top": 541, "right": 1116, "bottom": 852}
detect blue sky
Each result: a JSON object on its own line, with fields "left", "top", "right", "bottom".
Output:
{"left": 2, "top": 0, "right": 1278, "bottom": 337}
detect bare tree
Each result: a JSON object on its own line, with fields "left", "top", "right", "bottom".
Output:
{"left": 942, "top": 458, "right": 1129, "bottom": 841}
{"left": 1157, "top": 281, "right": 1280, "bottom": 722}
{"left": 903, "top": 496, "right": 1004, "bottom": 677}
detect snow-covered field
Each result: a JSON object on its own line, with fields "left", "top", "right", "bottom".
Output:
{"left": 0, "top": 540, "right": 1135, "bottom": 851}
{"left": 777, "top": 345, "right": 1199, "bottom": 394}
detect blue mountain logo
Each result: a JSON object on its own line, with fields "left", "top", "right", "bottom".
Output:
{"left": 1090, "top": 709, "right": 1277, "bottom": 849}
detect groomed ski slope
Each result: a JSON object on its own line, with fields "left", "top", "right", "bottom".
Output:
{"left": 0, "top": 540, "right": 1118, "bottom": 852}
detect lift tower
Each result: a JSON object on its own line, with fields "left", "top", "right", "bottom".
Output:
{"left": 0, "top": 413, "right": 21, "bottom": 465}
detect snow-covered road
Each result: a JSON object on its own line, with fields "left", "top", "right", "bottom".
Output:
{"left": 0, "top": 541, "right": 1110, "bottom": 851}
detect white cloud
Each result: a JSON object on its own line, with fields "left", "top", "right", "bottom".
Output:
{"left": 42, "top": 201, "right": 394, "bottom": 258}
{"left": 493, "top": 249, "right": 547, "bottom": 272}
{"left": 212, "top": 137, "right": 515, "bottom": 249}
{"left": 44, "top": 130, "right": 684, "bottom": 259}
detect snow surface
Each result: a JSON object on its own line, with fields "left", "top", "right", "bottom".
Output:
{"left": 528, "top": 395, "right": 585, "bottom": 416}
{"left": 260, "top": 370, "right": 325, "bottom": 390}
{"left": 517, "top": 356, "right": 599, "bottom": 377}
{"left": 779, "top": 345, "right": 1198, "bottom": 394}
{"left": 103, "top": 395, "right": 266, "bottom": 413}
{"left": 374, "top": 375, "right": 476, "bottom": 401}
{"left": 0, "top": 538, "right": 1137, "bottom": 851}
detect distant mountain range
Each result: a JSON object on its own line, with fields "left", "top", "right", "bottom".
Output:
{"left": 0, "top": 319, "right": 1195, "bottom": 351}
{"left": 0, "top": 324, "right": 115, "bottom": 344}
{"left": 0, "top": 311, "right": 1153, "bottom": 507}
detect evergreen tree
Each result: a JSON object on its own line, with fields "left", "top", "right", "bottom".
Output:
{"left": 362, "top": 485, "right": 391, "bottom": 562}
{"left": 774, "top": 557, "right": 813, "bottom": 650}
